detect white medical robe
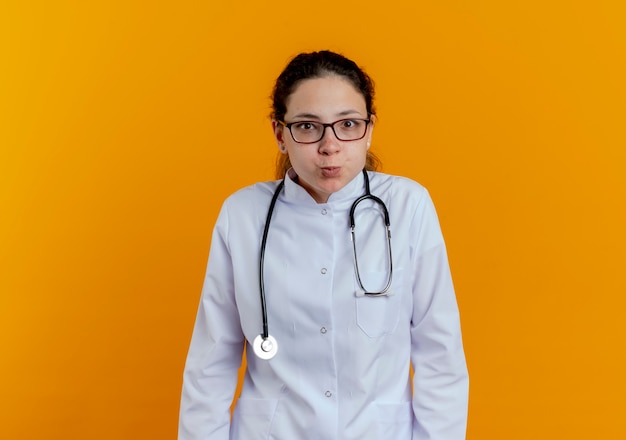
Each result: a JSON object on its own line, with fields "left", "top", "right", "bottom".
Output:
{"left": 179, "top": 170, "right": 468, "bottom": 440}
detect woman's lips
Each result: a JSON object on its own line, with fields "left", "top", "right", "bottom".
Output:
{"left": 320, "top": 167, "right": 340, "bottom": 177}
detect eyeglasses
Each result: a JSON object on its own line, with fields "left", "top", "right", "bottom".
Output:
{"left": 279, "top": 118, "right": 371, "bottom": 144}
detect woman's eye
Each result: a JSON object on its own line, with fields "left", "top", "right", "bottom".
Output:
{"left": 340, "top": 119, "right": 359, "bottom": 129}
{"left": 295, "top": 122, "right": 316, "bottom": 131}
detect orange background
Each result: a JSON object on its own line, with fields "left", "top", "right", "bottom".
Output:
{"left": 1, "top": 1, "right": 625, "bottom": 438}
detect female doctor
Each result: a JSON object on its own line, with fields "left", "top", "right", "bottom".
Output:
{"left": 179, "top": 50, "right": 469, "bottom": 440}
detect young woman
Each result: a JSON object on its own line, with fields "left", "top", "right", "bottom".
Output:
{"left": 179, "top": 50, "right": 468, "bottom": 440}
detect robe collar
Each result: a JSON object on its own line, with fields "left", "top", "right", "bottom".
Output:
{"left": 283, "top": 168, "right": 367, "bottom": 206}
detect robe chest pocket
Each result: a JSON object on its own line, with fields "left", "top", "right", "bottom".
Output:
{"left": 354, "top": 269, "right": 404, "bottom": 337}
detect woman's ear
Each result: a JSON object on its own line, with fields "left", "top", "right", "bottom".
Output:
{"left": 272, "top": 120, "right": 286, "bottom": 151}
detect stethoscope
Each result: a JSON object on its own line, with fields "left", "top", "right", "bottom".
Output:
{"left": 252, "top": 169, "right": 393, "bottom": 360}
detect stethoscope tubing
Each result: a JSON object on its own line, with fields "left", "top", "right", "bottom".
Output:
{"left": 258, "top": 179, "right": 285, "bottom": 341}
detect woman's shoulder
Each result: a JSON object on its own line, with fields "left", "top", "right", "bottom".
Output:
{"left": 222, "top": 179, "right": 282, "bottom": 211}
{"left": 370, "top": 171, "right": 430, "bottom": 201}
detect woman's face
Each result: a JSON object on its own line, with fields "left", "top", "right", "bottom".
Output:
{"left": 273, "top": 75, "right": 374, "bottom": 203}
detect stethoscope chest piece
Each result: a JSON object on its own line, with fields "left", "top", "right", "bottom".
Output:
{"left": 253, "top": 334, "right": 278, "bottom": 360}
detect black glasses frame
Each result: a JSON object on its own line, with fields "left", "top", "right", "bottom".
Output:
{"left": 278, "top": 118, "right": 371, "bottom": 144}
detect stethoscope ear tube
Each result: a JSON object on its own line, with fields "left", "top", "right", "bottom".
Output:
{"left": 350, "top": 170, "right": 393, "bottom": 296}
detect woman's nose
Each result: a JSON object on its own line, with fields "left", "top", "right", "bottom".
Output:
{"left": 318, "top": 126, "right": 340, "bottom": 154}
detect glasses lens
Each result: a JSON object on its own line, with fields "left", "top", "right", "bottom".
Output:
{"left": 333, "top": 119, "right": 368, "bottom": 141}
{"left": 290, "top": 122, "right": 323, "bottom": 143}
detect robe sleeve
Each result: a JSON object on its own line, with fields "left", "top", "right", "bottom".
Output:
{"left": 179, "top": 201, "right": 245, "bottom": 440}
{"left": 410, "top": 192, "right": 469, "bottom": 439}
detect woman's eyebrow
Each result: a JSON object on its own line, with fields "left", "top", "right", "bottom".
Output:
{"left": 291, "top": 112, "right": 321, "bottom": 120}
{"left": 336, "top": 109, "right": 363, "bottom": 117}
{"left": 290, "top": 109, "right": 364, "bottom": 120}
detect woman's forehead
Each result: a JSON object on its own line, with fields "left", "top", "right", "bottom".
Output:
{"left": 285, "top": 76, "right": 367, "bottom": 118}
